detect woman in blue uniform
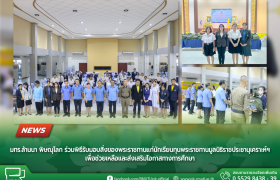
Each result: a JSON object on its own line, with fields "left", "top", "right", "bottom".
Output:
{"left": 251, "top": 86, "right": 267, "bottom": 124}
{"left": 84, "top": 83, "right": 94, "bottom": 117}
{"left": 142, "top": 83, "right": 152, "bottom": 118}
{"left": 197, "top": 85, "right": 203, "bottom": 119}
{"left": 159, "top": 85, "right": 169, "bottom": 119}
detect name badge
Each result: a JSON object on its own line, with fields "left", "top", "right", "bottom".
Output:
{"left": 164, "top": 93, "right": 166, "bottom": 95}
{"left": 174, "top": 90, "right": 176, "bottom": 92}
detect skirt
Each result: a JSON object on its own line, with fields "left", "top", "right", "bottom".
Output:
{"left": 17, "top": 100, "right": 24, "bottom": 108}
{"left": 142, "top": 99, "right": 152, "bottom": 106}
{"left": 203, "top": 42, "right": 216, "bottom": 56}
{"left": 25, "top": 100, "right": 32, "bottom": 106}
{"left": 85, "top": 100, "right": 92, "bottom": 107}
{"left": 44, "top": 95, "right": 52, "bottom": 107}
{"left": 240, "top": 41, "right": 252, "bottom": 56}
{"left": 228, "top": 39, "right": 241, "bottom": 54}
{"left": 160, "top": 101, "right": 169, "bottom": 109}
{"left": 197, "top": 102, "right": 203, "bottom": 110}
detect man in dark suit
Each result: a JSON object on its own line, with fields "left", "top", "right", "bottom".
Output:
{"left": 63, "top": 72, "right": 68, "bottom": 81}
{"left": 168, "top": 79, "right": 179, "bottom": 119}
{"left": 131, "top": 68, "right": 137, "bottom": 81}
{"left": 131, "top": 79, "right": 143, "bottom": 118}
{"left": 240, "top": 22, "right": 252, "bottom": 64}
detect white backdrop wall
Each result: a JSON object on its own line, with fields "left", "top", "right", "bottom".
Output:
{"left": 68, "top": 56, "right": 87, "bottom": 72}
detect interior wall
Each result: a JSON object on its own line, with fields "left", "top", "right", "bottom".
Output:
{"left": 62, "top": 38, "right": 66, "bottom": 52}
{"left": 251, "top": 67, "right": 261, "bottom": 79}
{"left": 174, "top": 19, "right": 179, "bottom": 46}
{"left": 197, "top": 0, "right": 247, "bottom": 29}
{"left": 158, "top": 25, "right": 168, "bottom": 49}
{"left": 206, "top": 67, "right": 229, "bottom": 73}
{"left": 37, "top": 26, "right": 48, "bottom": 49}
{"left": 148, "top": 33, "right": 153, "bottom": 51}
{"left": 68, "top": 56, "right": 87, "bottom": 72}
{"left": 232, "top": 67, "right": 248, "bottom": 76}
{"left": 87, "top": 38, "right": 118, "bottom": 74}
{"left": 256, "top": 0, "right": 267, "bottom": 32}
{"left": 52, "top": 34, "right": 58, "bottom": 51}
{"left": 264, "top": 69, "right": 267, "bottom": 80}
{"left": 68, "top": 39, "right": 87, "bottom": 52}
{"left": 13, "top": 15, "right": 31, "bottom": 47}
{"left": 118, "top": 39, "right": 138, "bottom": 52}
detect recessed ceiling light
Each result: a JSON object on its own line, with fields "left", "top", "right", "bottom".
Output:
{"left": 133, "top": 36, "right": 135, "bottom": 38}
{"left": 35, "top": 14, "right": 39, "bottom": 16}
{"left": 149, "top": 23, "right": 152, "bottom": 26}
{"left": 72, "top": 37, "right": 73, "bottom": 38}
{"left": 124, "top": 9, "right": 129, "bottom": 12}
{"left": 162, "top": 13, "right": 167, "bottom": 15}
{"left": 73, "top": 10, "right": 77, "bottom": 12}
{"left": 81, "top": 21, "right": 83, "bottom": 24}
{"left": 52, "top": 24, "right": 54, "bottom": 26}
{"left": 116, "top": 28, "right": 118, "bottom": 30}
{"left": 85, "top": 28, "right": 87, "bottom": 30}
{"left": 119, "top": 21, "right": 122, "bottom": 23}
{"left": 140, "top": 30, "right": 143, "bottom": 32}
{"left": 114, "top": 33, "right": 116, "bottom": 35}
{"left": 62, "top": 31, "right": 64, "bottom": 33}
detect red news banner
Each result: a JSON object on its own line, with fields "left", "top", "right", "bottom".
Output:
{"left": 15, "top": 124, "right": 53, "bottom": 137}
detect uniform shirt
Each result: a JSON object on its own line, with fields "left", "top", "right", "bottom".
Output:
{"left": 242, "top": 29, "right": 247, "bottom": 41}
{"left": 186, "top": 88, "right": 191, "bottom": 99}
{"left": 93, "top": 86, "right": 106, "bottom": 102}
{"left": 69, "top": 79, "right": 75, "bottom": 86}
{"left": 107, "top": 85, "right": 119, "bottom": 101}
{"left": 61, "top": 86, "right": 72, "bottom": 101}
{"left": 72, "top": 84, "right": 84, "bottom": 100}
{"left": 51, "top": 77, "right": 59, "bottom": 84}
{"left": 83, "top": 81, "right": 93, "bottom": 88}
{"left": 149, "top": 75, "right": 154, "bottom": 80}
{"left": 155, "top": 76, "right": 161, "bottom": 81}
{"left": 139, "top": 76, "right": 144, "bottom": 82}
{"left": 142, "top": 79, "right": 150, "bottom": 86}
{"left": 119, "top": 85, "right": 131, "bottom": 98}
{"left": 120, "top": 74, "right": 127, "bottom": 82}
{"left": 161, "top": 77, "right": 168, "bottom": 83}
{"left": 127, "top": 81, "right": 135, "bottom": 88}
{"left": 104, "top": 76, "right": 110, "bottom": 83}
{"left": 230, "top": 85, "right": 250, "bottom": 112}
{"left": 58, "top": 75, "right": 64, "bottom": 82}
{"left": 135, "top": 75, "right": 140, "bottom": 80}
{"left": 160, "top": 89, "right": 169, "bottom": 102}
{"left": 190, "top": 86, "right": 197, "bottom": 100}
{"left": 229, "top": 30, "right": 241, "bottom": 40}
{"left": 83, "top": 88, "right": 94, "bottom": 101}
{"left": 215, "top": 86, "right": 227, "bottom": 111}
{"left": 203, "top": 88, "right": 212, "bottom": 108}
{"left": 197, "top": 90, "right": 203, "bottom": 103}
{"left": 202, "top": 33, "right": 216, "bottom": 43}
{"left": 33, "top": 86, "right": 43, "bottom": 102}
{"left": 48, "top": 86, "right": 51, "bottom": 95}
{"left": 212, "top": 90, "right": 216, "bottom": 97}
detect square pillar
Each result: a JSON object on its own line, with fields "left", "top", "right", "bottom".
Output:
{"left": 167, "top": 21, "right": 176, "bottom": 82}
{"left": 46, "top": 31, "right": 53, "bottom": 78}
{"left": 200, "top": 67, "right": 206, "bottom": 85}
{"left": 21, "top": 56, "right": 29, "bottom": 79}
{"left": 247, "top": 67, "right": 251, "bottom": 93}
{"left": 64, "top": 39, "right": 68, "bottom": 73}
{"left": 138, "top": 39, "right": 142, "bottom": 73}
{"left": 229, "top": 67, "right": 233, "bottom": 91}
{"left": 144, "top": 35, "right": 149, "bottom": 76}
{"left": 153, "top": 30, "right": 159, "bottom": 76}
{"left": 58, "top": 36, "right": 62, "bottom": 74}
{"left": 30, "top": 23, "right": 38, "bottom": 83}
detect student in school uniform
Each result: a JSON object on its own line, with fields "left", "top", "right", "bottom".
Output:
{"left": 33, "top": 80, "right": 44, "bottom": 115}
{"left": 142, "top": 83, "right": 152, "bottom": 118}
{"left": 84, "top": 83, "right": 94, "bottom": 117}
{"left": 228, "top": 23, "right": 241, "bottom": 64}
{"left": 139, "top": 73, "right": 144, "bottom": 86}
{"left": 43, "top": 81, "right": 53, "bottom": 116}
{"left": 51, "top": 82, "right": 61, "bottom": 117}
{"left": 16, "top": 84, "right": 24, "bottom": 116}
{"left": 63, "top": 72, "right": 68, "bottom": 81}
{"left": 160, "top": 85, "right": 169, "bottom": 119}
{"left": 93, "top": 80, "right": 106, "bottom": 118}
{"left": 161, "top": 73, "right": 168, "bottom": 88}
{"left": 151, "top": 80, "right": 159, "bottom": 118}
{"left": 131, "top": 68, "right": 137, "bottom": 81}
{"left": 168, "top": 79, "right": 179, "bottom": 119}
{"left": 58, "top": 73, "right": 64, "bottom": 88}
{"left": 68, "top": 76, "right": 75, "bottom": 87}
{"left": 51, "top": 74, "right": 59, "bottom": 84}
{"left": 142, "top": 76, "right": 150, "bottom": 87}
{"left": 215, "top": 24, "right": 228, "bottom": 64}
{"left": 22, "top": 82, "right": 32, "bottom": 115}
{"left": 240, "top": 22, "right": 252, "bottom": 64}
{"left": 197, "top": 85, "right": 204, "bottom": 119}
{"left": 135, "top": 73, "right": 140, "bottom": 81}
{"left": 155, "top": 73, "right": 161, "bottom": 82}
{"left": 202, "top": 26, "right": 216, "bottom": 64}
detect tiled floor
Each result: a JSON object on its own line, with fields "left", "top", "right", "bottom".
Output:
{"left": 182, "top": 47, "right": 267, "bottom": 64}
{"left": 182, "top": 106, "right": 267, "bottom": 124}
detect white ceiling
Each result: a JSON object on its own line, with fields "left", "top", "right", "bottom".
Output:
{"left": 13, "top": 0, "right": 178, "bottom": 39}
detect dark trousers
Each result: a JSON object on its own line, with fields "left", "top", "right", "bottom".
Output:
{"left": 59, "top": 82, "right": 63, "bottom": 88}
{"left": 189, "top": 100, "right": 195, "bottom": 114}
{"left": 217, "top": 47, "right": 226, "bottom": 64}
{"left": 133, "top": 100, "right": 141, "bottom": 115}
{"left": 96, "top": 101, "right": 104, "bottom": 115}
{"left": 216, "top": 110, "right": 225, "bottom": 124}
{"left": 53, "top": 100, "right": 60, "bottom": 114}
{"left": 63, "top": 100, "right": 70, "bottom": 113}
{"left": 74, "top": 99, "right": 82, "bottom": 113}
{"left": 204, "top": 107, "right": 211, "bottom": 124}
{"left": 251, "top": 112, "right": 263, "bottom": 124}
{"left": 109, "top": 101, "right": 116, "bottom": 115}
{"left": 169, "top": 101, "right": 177, "bottom": 117}
{"left": 183, "top": 98, "right": 190, "bottom": 110}
{"left": 35, "top": 102, "right": 43, "bottom": 113}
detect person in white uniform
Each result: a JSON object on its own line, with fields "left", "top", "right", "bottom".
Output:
{"left": 155, "top": 73, "right": 161, "bottom": 82}
{"left": 68, "top": 76, "right": 75, "bottom": 87}
{"left": 139, "top": 73, "right": 144, "bottom": 86}
{"left": 228, "top": 23, "right": 241, "bottom": 64}
{"left": 142, "top": 76, "right": 150, "bottom": 86}
{"left": 202, "top": 26, "right": 216, "bottom": 64}
{"left": 161, "top": 73, "right": 168, "bottom": 88}
{"left": 51, "top": 74, "right": 59, "bottom": 84}
{"left": 151, "top": 80, "right": 160, "bottom": 118}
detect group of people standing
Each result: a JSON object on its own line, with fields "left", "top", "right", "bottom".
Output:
{"left": 202, "top": 22, "right": 252, "bottom": 64}
{"left": 183, "top": 75, "right": 267, "bottom": 124}
{"left": 15, "top": 71, "right": 179, "bottom": 119}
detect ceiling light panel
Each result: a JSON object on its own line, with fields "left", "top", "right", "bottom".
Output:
{"left": 36, "top": 0, "right": 164, "bottom": 35}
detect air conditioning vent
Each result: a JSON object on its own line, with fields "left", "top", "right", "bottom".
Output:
{"left": 73, "top": 52, "right": 84, "bottom": 56}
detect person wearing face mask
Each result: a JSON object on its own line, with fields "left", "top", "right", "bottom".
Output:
{"left": 251, "top": 86, "right": 267, "bottom": 124}
{"left": 230, "top": 75, "right": 250, "bottom": 124}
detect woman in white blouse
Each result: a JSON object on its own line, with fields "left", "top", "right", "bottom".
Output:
{"left": 202, "top": 26, "right": 216, "bottom": 64}
{"left": 68, "top": 76, "right": 75, "bottom": 87}
{"left": 228, "top": 23, "right": 241, "bottom": 64}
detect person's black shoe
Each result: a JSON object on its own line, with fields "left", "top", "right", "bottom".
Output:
{"left": 168, "top": 114, "right": 173, "bottom": 117}
{"left": 173, "top": 116, "right": 177, "bottom": 119}
{"left": 40, "top": 113, "right": 43, "bottom": 116}
{"left": 75, "top": 113, "right": 77, "bottom": 117}
{"left": 133, "top": 114, "right": 136, "bottom": 118}
{"left": 96, "top": 115, "right": 99, "bottom": 118}
{"left": 68, "top": 113, "right": 70, "bottom": 117}
{"left": 138, "top": 115, "right": 140, "bottom": 118}
{"left": 183, "top": 109, "right": 186, "bottom": 111}
{"left": 113, "top": 115, "right": 116, "bottom": 118}
{"left": 188, "top": 113, "right": 193, "bottom": 115}
{"left": 36, "top": 113, "right": 39, "bottom": 116}
{"left": 110, "top": 115, "right": 112, "bottom": 118}
{"left": 79, "top": 113, "right": 81, "bottom": 117}
{"left": 101, "top": 115, "right": 103, "bottom": 118}
{"left": 63, "top": 113, "right": 67, "bottom": 117}
{"left": 122, "top": 116, "right": 124, "bottom": 118}
{"left": 126, "top": 116, "right": 128, "bottom": 118}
